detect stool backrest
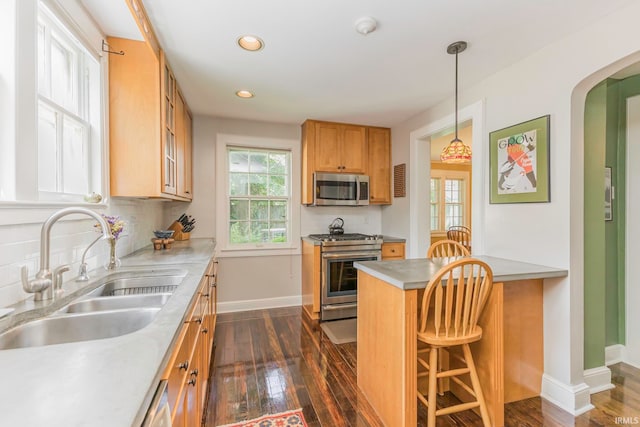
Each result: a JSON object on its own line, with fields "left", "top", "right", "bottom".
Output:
{"left": 419, "top": 258, "right": 493, "bottom": 339}
{"left": 447, "top": 226, "right": 471, "bottom": 252}
{"left": 426, "top": 239, "right": 470, "bottom": 258}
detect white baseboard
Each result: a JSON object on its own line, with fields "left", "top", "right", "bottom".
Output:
{"left": 218, "top": 295, "right": 302, "bottom": 313}
{"left": 606, "top": 344, "right": 625, "bottom": 366}
{"left": 583, "top": 366, "right": 614, "bottom": 394}
{"left": 541, "top": 374, "right": 594, "bottom": 416}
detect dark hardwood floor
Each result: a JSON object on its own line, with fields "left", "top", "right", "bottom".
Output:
{"left": 205, "top": 306, "right": 640, "bottom": 426}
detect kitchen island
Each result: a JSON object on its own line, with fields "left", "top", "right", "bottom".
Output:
{"left": 354, "top": 256, "right": 567, "bottom": 427}
{"left": 0, "top": 239, "right": 216, "bottom": 427}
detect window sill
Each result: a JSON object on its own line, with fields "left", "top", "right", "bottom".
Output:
{"left": 217, "top": 246, "right": 301, "bottom": 258}
{"left": 0, "top": 201, "right": 107, "bottom": 226}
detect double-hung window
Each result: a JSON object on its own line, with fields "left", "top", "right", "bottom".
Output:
{"left": 216, "top": 135, "right": 300, "bottom": 255}
{"left": 36, "top": 2, "right": 103, "bottom": 200}
{"left": 228, "top": 147, "right": 291, "bottom": 244}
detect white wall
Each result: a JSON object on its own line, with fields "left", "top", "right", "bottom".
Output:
{"left": 187, "top": 116, "right": 383, "bottom": 312}
{"left": 0, "top": 199, "right": 167, "bottom": 307}
{"left": 383, "top": 1, "right": 640, "bottom": 415}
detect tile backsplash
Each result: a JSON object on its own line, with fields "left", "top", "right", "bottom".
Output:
{"left": 0, "top": 199, "right": 168, "bottom": 308}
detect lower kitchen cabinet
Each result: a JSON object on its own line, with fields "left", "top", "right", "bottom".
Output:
{"left": 164, "top": 257, "right": 218, "bottom": 426}
{"left": 381, "top": 242, "right": 405, "bottom": 260}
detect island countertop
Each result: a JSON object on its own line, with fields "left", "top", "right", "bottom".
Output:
{"left": 355, "top": 255, "right": 568, "bottom": 290}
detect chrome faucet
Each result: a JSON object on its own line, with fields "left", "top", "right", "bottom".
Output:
{"left": 21, "top": 207, "right": 113, "bottom": 301}
{"left": 76, "top": 234, "right": 103, "bottom": 282}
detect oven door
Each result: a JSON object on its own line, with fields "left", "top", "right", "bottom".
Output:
{"left": 321, "top": 251, "right": 381, "bottom": 307}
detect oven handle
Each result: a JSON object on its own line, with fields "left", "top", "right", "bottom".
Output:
{"left": 322, "top": 251, "right": 381, "bottom": 260}
{"left": 323, "top": 303, "right": 358, "bottom": 311}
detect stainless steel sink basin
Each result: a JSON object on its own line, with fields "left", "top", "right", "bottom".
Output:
{"left": 86, "top": 270, "right": 187, "bottom": 297}
{"left": 0, "top": 308, "right": 160, "bottom": 350}
{"left": 59, "top": 293, "right": 172, "bottom": 313}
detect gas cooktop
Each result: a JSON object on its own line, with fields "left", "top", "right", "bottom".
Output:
{"left": 308, "top": 233, "right": 380, "bottom": 242}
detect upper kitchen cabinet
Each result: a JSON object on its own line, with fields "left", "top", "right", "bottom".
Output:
{"left": 312, "top": 121, "right": 368, "bottom": 173}
{"left": 367, "top": 127, "right": 391, "bottom": 204}
{"left": 301, "top": 119, "right": 391, "bottom": 205}
{"left": 107, "top": 40, "right": 192, "bottom": 201}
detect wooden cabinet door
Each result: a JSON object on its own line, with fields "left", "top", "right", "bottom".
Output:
{"left": 161, "top": 50, "right": 177, "bottom": 195}
{"left": 368, "top": 127, "right": 391, "bottom": 204}
{"left": 341, "top": 125, "right": 368, "bottom": 173}
{"left": 314, "top": 122, "right": 342, "bottom": 172}
{"left": 176, "top": 91, "right": 193, "bottom": 199}
{"left": 382, "top": 242, "right": 405, "bottom": 260}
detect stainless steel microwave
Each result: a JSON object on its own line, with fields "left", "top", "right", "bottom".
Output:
{"left": 313, "top": 173, "right": 369, "bottom": 206}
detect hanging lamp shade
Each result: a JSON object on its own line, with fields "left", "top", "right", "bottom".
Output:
{"left": 441, "top": 41, "right": 471, "bottom": 164}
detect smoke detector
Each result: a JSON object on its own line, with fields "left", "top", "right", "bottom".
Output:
{"left": 355, "top": 16, "right": 377, "bottom": 35}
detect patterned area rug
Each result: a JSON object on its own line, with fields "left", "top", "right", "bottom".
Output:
{"left": 217, "top": 408, "right": 307, "bottom": 427}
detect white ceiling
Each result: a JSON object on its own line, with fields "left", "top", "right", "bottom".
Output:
{"left": 82, "top": 0, "right": 637, "bottom": 127}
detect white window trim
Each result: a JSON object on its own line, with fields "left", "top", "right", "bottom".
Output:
{"left": 215, "top": 134, "right": 301, "bottom": 257}
{"left": 0, "top": 0, "right": 109, "bottom": 208}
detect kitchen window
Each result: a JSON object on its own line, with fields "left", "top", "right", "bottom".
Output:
{"left": 430, "top": 169, "right": 470, "bottom": 232}
{"left": 36, "top": 3, "right": 103, "bottom": 200}
{"left": 216, "top": 135, "right": 301, "bottom": 256}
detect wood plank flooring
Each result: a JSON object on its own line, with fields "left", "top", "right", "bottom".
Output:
{"left": 205, "top": 306, "right": 640, "bottom": 427}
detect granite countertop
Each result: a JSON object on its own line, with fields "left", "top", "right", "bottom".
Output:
{"left": 355, "top": 255, "right": 567, "bottom": 290}
{"left": 0, "top": 238, "right": 216, "bottom": 427}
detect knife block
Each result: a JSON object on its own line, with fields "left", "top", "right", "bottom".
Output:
{"left": 168, "top": 221, "right": 191, "bottom": 241}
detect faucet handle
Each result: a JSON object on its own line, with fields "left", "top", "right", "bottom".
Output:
{"left": 21, "top": 265, "right": 52, "bottom": 299}
{"left": 53, "top": 264, "right": 71, "bottom": 292}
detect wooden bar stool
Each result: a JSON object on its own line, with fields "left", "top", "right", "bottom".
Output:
{"left": 416, "top": 258, "right": 493, "bottom": 426}
{"left": 426, "top": 239, "right": 470, "bottom": 258}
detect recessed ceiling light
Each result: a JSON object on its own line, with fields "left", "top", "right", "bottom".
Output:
{"left": 236, "top": 90, "right": 254, "bottom": 98}
{"left": 237, "top": 35, "right": 264, "bottom": 51}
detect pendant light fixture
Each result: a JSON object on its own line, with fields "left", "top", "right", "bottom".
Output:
{"left": 440, "top": 41, "right": 472, "bottom": 164}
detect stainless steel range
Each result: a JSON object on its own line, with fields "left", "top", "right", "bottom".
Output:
{"left": 308, "top": 232, "right": 382, "bottom": 321}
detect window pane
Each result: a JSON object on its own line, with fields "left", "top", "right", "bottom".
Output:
{"left": 430, "top": 178, "right": 440, "bottom": 203}
{"left": 270, "top": 221, "right": 287, "bottom": 242}
{"left": 269, "top": 175, "right": 286, "bottom": 196}
{"left": 50, "top": 36, "right": 76, "bottom": 113}
{"left": 38, "top": 104, "right": 58, "bottom": 192}
{"left": 37, "top": 23, "right": 46, "bottom": 95}
{"left": 230, "top": 199, "right": 249, "bottom": 220}
{"left": 269, "top": 153, "right": 287, "bottom": 174}
{"left": 249, "top": 152, "right": 267, "bottom": 173}
{"left": 430, "top": 204, "right": 439, "bottom": 231}
{"left": 61, "top": 116, "right": 88, "bottom": 194}
{"left": 229, "top": 221, "right": 250, "bottom": 244}
{"left": 249, "top": 174, "right": 267, "bottom": 196}
{"left": 229, "top": 151, "right": 249, "bottom": 172}
{"left": 229, "top": 173, "right": 248, "bottom": 196}
{"left": 270, "top": 200, "right": 287, "bottom": 221}
{"left": 251, "top": 221, "right": 269, "bottom": 242}
{"left": 250, "top": 200, "right": 268, "bottom": 220}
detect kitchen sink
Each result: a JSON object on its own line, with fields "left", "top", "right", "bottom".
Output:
{"left": 59, "top": 293, "right": 172, "bottom": 313}
{"left": 0, "top": 308, "right": 161, "bottom": 350}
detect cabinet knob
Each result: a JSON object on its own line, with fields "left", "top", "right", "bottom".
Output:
{"left": 178, "top": 360, "right": 189, "bottom": 371}
{"left": 190, "top": 369, "right": 199, "bottom": 377}
{"left": 187, "top": 378, "right": 197, "bottom": 386}
{"left": 202, "top": 293, "right": 210, "bottom": 297}
{"left": 202, "top": 328, "right": 208, "bottom": 334}
{"left": 195, "top": 318, "right": 202, "bottom": 324}
{"left": 391, "top": 249, "right": 396, "bottom": 253}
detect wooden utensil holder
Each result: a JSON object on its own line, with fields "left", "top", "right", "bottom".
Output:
{"left": 168, "top": 221, "right": 191, "bottom": 241}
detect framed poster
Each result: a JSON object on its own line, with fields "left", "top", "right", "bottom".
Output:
{"left": 605, "top": 167, "right": 612, "bottom": 221}
{"left": 489, "top": 115, "right": 551, "bottom": 204}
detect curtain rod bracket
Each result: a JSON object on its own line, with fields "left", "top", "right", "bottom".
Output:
{"left": 102, "top": 40, "right": 125, "bottom": 56}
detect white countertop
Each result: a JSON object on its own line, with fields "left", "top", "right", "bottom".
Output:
{"left": 0, "top": 239, "right": 216, "bottom": 427}
{"left": 355, "top": 255, "right": 567, "bottom": 290}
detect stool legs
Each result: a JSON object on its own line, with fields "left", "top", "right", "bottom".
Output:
{"left": 427, "top": 345, "right": 438, "bottom": 426}
{"left": 462, "top": 344, "right": 491, "bottom": 426}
